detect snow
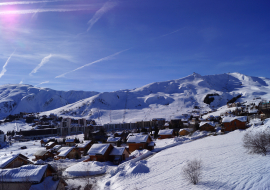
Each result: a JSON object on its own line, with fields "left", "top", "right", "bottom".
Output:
{"left": 76, "top": 141, "right": 92, "bottom": 148}
{"left": 107, "top": 137, "right": 121, "bottom": 142}
{"left": 199, "top": 121, "right": 216, "bottom": 127}
{"left": 0, "top": 154, "right": 21, "bottom": 168}
{"left": 52, "top": 145, "right": 61, "bottom": 151}
{"left": 0, "top": 84, "right": 98, "bottom": 119}
{"left": 110, "top": 147, "right": 125, "bottom": 156}
{"left": 179, "top": 128, "right": 193, "bottom": 132}
{"left": 127, "top": 135, "right": 149, "bottom": 143}
{"left": 58, "top": 147, "right": 73, "bottom": 157}
{"left": 45, "top": 142, "right": 55, "bottom": 147}
{"left": 98, "top": 121, "right": 270, "bottom": 190}
{"left": 29, "top": 176, "right": 60, "bottom": 190}
{"left": 65, "top": 139, "right": 75, "bottom": 143}
{"left": 0, "top": 120, "right": 32, "bottom": 134}
{"left": 158, "top": 129, "right": 174, "bottom": 135}
{"left": 63, "top": 161, "right": 106, "bottom": 176}
{"left": 222, "top": 116, "right": 247, "bottom": 123}
{"left": 0, "top": 164, "right": 48, "bottom": 183}
{"left": 88, "top": 144, "right": 111, "bottom": 156}
{"left": 34, "top": 150, "right": 47, "bottom": 156}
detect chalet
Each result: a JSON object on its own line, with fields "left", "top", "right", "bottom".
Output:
{"left": 65, "top": 139, "right": 76, "bottom": 147}
{"left": 199, "top": 121, "right": 216, "bottom": 132}
{"left": 33, "top": 150, "right": 54, "bottom": 161}
{"left": 109, "top": 147, "right": 130, "bottom": 165}
{"left": 0, "top": 164, "right": 66, "bottom": 190}
{"left": 45, "top": 141, "right": 56, "bottom": 150}
{"left": 164, "top": 123, "right": 170, "bottom": 129}
{"left": 158, "top": 129, "right": 174, "bottom": 139}
{"left": 127, "top": 135, "right": 155, "bottom": 152}
{"left": 222, "top": 116, "right": 247, "bottom": 131}
{"left": 52, "top": 145, "right": 62, "bottom": 152}
{"left": 114, "top": 131, "right": 123, "bottom": 137}
{"left": 107, "top": 137, "right": 121, "bottom": 146}
{"left": 87, "top": 144, "right": 114, "bottom": 162}
{"left": 0, "top": 154, "right": 33, "bottom": 169}
{"left": 76, "top": 141, "right": 93, "bottom": 156}
{"left": 179, "top": 128, "right": 193, "bottom": 136}
{"left": 55, "top": 147, "right": 81, "bottom": 160}
{"left": 258, "top": 110, "right": 270, "bottom": 120}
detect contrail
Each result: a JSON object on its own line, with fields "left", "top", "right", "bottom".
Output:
{"left": 0, "top": 7, "right": 93, "bottom": 15}
{"left": 0, "top": 49, "right": 16, "bottom": 78}
{"left": 29, "top": 54, "right": 52, "bottom": 76}
{"left": 0, "top": 0, "right": 71, "bottom": 6}
{"left": 36, "top": 81, "right": 49, "bottom": 86}
{"left": 87, "top": 0, "right": 117, "bottom": 31}
{"left": 55, "top": 48, "right": 131, "bottom": 78}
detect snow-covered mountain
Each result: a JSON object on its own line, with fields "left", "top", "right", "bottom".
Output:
{"left": 0, "top": 84, "right": 99, "bottom": 119}
{"left": 42, "top": 72, "right": 270, "bottom": 124}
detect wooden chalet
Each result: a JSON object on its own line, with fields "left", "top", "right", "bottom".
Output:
{"left": 158, "top": 129, "right": 174, "bottom": 139}
{"left": 109, "top": 147, "right": 130, "bottom": 165}
{"left": 0, "top": 164, "right": 67, "bottom": 190}
{"left": 179, "top": 128, "right": 193, "bottom": 136}
{"left": 45, "top": 141, "right": 56, "bottom": 150}
{"left": 127, "top": 134, "right": 155, "bottom": 152}
{"left": 55, "top": 147, "right": 81, "bottom": 160}
{"left": 33, "top": 150, "right": 54, "bottom": 161}
{"left": 87, "top": 144, "right": 114, "bottom": 162}
{"left": 199, "top": 121, "right": 216, "bottom": 132}
{"left": 65, "top": 139, "right": 76, "bottom": 147}
{"left": 75, "top": 140, "right": 93, "bottom": 156}
{"left": 222, "top": 116, "right": 247, "bottom": 132}
{"left": 107, "top": 137, "right": 122, "bottom": 146}
{"left": 0, "top": 154, "right": 33, "bottom": 169}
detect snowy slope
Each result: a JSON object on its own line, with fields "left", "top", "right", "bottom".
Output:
{"left": 0, "top": 84, "right": 98, "bottom": 119}
{"left": 100, "top": 120, "right": 270, "bottom": 190}
{"left": 43, "top": 72, "right": 270, "bottom": 124}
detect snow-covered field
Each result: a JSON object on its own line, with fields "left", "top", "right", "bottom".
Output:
{"left": 0, "top": 120, "right": 32, "bottom": 133}
{"left": 99, "top": 121, "right": 270, "bottom": 190}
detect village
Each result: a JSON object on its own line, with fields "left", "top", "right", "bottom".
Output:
{"left": 0, "top": 98, "right": 270, "bottom": 190}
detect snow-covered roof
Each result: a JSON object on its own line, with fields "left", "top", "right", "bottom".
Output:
{"left": 76, "top": 141, "right": 92, "bottom": 148}
{"left": 88, "top": 144, "right": 111, "bottom": 156}
{"left": 0, "top": 165, "right": 48, "bottom": 183}
{"left": 34, "top": 150, "right": 48, "bottom": 156}
{"left": 107, "top": 137, "right": 121, "bottom": 142}
{"left": 222, "top": 116, "right": 247, "bottom": 123}
{"left": 109, "top": 147, "right": 126, "bottom": 156}
{"left": 199, "top": 121, "right": 216, "bottom": 127}
{"left": 52, "top": 145, "right": 61, "bottom": 151}
{"left": 127, "top": 135, "right": 149, "bottom": 143}
{"left": 114, "top": 132, "right": 123, "bottom": 135}
{"left": 158, "top": 129, "right": 174, "bottom": 135}
{"left": 179, "top": 128, "right": 193, "bottom": 132}
{"left": 0, "top": 154, "right": 29, "bottom": 169}
{"left": 58, "top": 147, "right": 73, "bottom": 157}
{"left": 65, "top": 139, "right": 75, "bottom": 143}
{"left": 45, "top": 141, "right": 55, "bottom": 147}
{"left": 164, "top": 123, "right": 169, "bottom": 126}
{"left": 248, "top": 109, "right": 258, "bottom": 114}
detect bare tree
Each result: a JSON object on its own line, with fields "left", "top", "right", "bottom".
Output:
{"left": 243, "top": 131, "right": 270, "bottom": 155}
{"left": 182, "top": 159, "right": 202, "bottom": 185}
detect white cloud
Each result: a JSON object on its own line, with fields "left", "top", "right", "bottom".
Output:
{"left": 0, "top": 50, "right": 16, "bottom": 79}
{"left": 29, "top": 54, "right": 52, "bottom": 76}
{"left": 87, "top": 0, "right": 117, "bottom": 31}
{"left": 19, "top": 80, "right": 23, "bottom": 84}
{"left": 55, "top": 48, "right": 130, "bottom": 78}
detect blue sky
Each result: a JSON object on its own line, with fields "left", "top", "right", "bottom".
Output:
{"left": 0, "top": 0, "right": 269, "bottom": 92}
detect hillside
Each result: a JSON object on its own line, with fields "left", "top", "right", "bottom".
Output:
{"left": 42, "top": 72, "right": 270, "bottom": 124}
{"left": 0, "top": 84, "right": 99, "bottom": 119}
{"left": 100, "top": 120, "right": 270, "bottom": 190}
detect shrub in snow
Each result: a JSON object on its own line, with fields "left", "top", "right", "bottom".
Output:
{"left": 243, "top": 131, "right": 270, "bottom": 156}
{"left": 182, "top": 159, "right": 202, "bottom": 185}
